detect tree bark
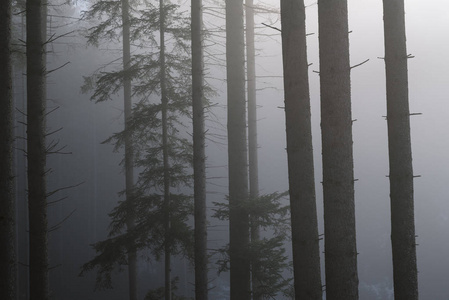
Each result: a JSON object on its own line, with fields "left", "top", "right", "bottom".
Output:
{"left": 318, "top": 1, "right": 358, "bottom": 299}
{"left": 159, "top": 0, "right": 171, "bottom": 299}
{"left": 280, "top": 1, "right": 322, "bottom": 299}
{"left": 191, "top": 0, "right": 208, "bottom": 298}
{"left": 382, "top": 1, "right": 418, "bottom": 299}
{"left": 245, "top": 1, "right": 261, "bottom": 298}
{"left": 0, "top": 0, "right": 17, "bottom": 298}
{"left": 26, "top": 0, "right": 49, "bottom": 298}
{"left": 226, "top": 0, "right": 250, "bottom": 299}
{"left": 121, "top": 0, "right": 138, "bottom": 298}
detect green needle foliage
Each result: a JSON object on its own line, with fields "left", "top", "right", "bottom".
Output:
{"left": 213, "top": 191, "right": 292, "bottom": 299}
{"left": 80, "top": 0, "right": 195, "bottom": 296}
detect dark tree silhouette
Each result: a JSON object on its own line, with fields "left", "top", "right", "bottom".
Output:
{"left": 225, "top": 0, "right": 250, "bottom": 298}
{"left": 382, "top": 0, "right": 418, "bottom": 299}
{"left": 245, "top": 1, "right": 262, "bottom": 298}
{"left": 0, "top": 0, "right": 17, "bottom": 298}
{"left": 26, "top": 0, "right": 49, "bottom": 298}
{"left": 120, "top": 0, "right": 138, "bottom": 298}
{"left": 191, "top": 0, "right": 208, "bottom": 298}
{"left": 280, "top": 0, "right": 322, "bottom": 298}
{"left": 318, "top": 0, "right": 359, "bottom": 298}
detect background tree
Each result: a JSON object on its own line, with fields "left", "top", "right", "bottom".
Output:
{"left": 0, "top": 0, "right": 17, "bottom": 298}
{"left": 213, "top": 192, "right": 292, "bottom": 299}
{"left": 280, "top": 0, "right": 322, "bottom": 298}
{"left": 121, "top": 0, "right": 138, "bottom": 297}
{"left": 191, "top": 0, "right": 209, "bottom": 298}
{"left": 245, "top": 0, "right": 262, "bottom": 297}
{"left": 382, "top": 0, "right": 418, "bottom": 298}
{"left": 225, "top": 0, "right": 251, "bottom": 298}
{"left": 318, "top": 0, "right": 359, "bottom": 298}
{"left": 26, "top": 0, "right": 49, "bottom": 298}
{"left": 81, "top": 1, "right": 194, "bottom": 298}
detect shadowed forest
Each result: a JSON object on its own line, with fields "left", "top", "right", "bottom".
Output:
{"left": 2, "top": 0, "right": 449, "bottom": 299}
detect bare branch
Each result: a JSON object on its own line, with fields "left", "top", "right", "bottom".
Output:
{"left": 350, "top": 59, "right": 369, "bottom": 69}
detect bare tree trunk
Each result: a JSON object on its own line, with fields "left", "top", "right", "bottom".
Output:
{"left": 26, "top": 0, "right": 49, "bottom": 298}
{"left": 0, "top": 0, "right": 17, "bottom": 298}
{"left": 226, "top": 0, "right": 250, "bottom": 299}
{"left": 382, "top": 1, "right": 418, "bottom": 299}
{"left": 318, "top": 1, "right": 358, "bottom": 299}
{"left": 280, "top": 1, "right": 322, "bottom": 299}
{"left": 121, "top": 0, "right": 137, "bottom": 298}
{"left": 244, "top": 1, "right": 261, "bottom": 298}
{"left": 159, "top": 0, "right": 171, "bottom": 299}
{"left": 191, "top": 0, "right": 208, "bottom": 298}
{"left": 16, "top": 16, "right": 29, "bottom": 300}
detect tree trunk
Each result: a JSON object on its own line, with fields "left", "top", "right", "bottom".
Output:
{"left": 0, "top": 0, "right": 17, "bottom": 298}
{"left": 318, "top": 1, "right": 358, "bottom": 299}
{"left": 191, "top": 0, "right": 208, "bottom": 298}
{"left": 16, "top": 15, "right": 29, "bottom": 300}
{"left": 226, "top": 0, "right": 250, "bottom": 299}
{"left": 159, "top": 0, "right": 171, "bottom": 299}
{"left": 121, "top": 0, "right": 138, "bottom": 298}
{"left": 280, "top": 1, "right": 322, "bottom": 299}
{"left": 244, "top": 1, "right": 261, "bottom": 298}
{"left": 26, "top": 0, "right": 49, "bottom": 298}
{"left": 382, "top": 1, "right": 418, "bottom": 299}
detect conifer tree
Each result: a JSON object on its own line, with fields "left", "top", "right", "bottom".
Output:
{"left": 225, "top": 0, "right": 251, "bottom": 298}
{"left": 121, "top": 0, "right": 138, "bottom": 297}
{"left": 26, "top": 0, "right": 50, "bottom": 297}
{"left": 245, "top": 0, "right": 262, "bottom": 298}
{"left": 0, "top": 0, "right": 17, "bottom": 298}
{"left": 318, "top": 0, "right": 359, "bottom": 298}
{"left": 382, "top": 0, "right": 418, "bottom": 298}
{"left": 81, "top": 2, "right": 194, "bottom": 298}
{"left": 191, "top": 0, "right": 209, "bottom": 298}
{"left": 280, "top": 0, "right": 322, "bottom": 298}
{"left": 213, "top": 192, "right": 292, "bottom": 299}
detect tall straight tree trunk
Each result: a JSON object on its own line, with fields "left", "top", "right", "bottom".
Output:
{"left": 0, "top": 0, "right": 17, "bottom": 298}
{"left": 318, "top": 1, "right": 358, "bottom": 299}
{"left": 16, "top": 15, "right": 29, "bottom": 300}
{"left": 26, "top": 0, "right": 49, "bottom": 298}
{"left": 226, "top": 0, "right": 250, "bottom": 299}
{"left": 191, "top": 0, "right": 208, "bottom": 298}
{"left": 244, "top": 1, "right": 261, "bottom": 298}
{"left": 382, "top": 1, "right": 418, "bottom": 299}
{"left": 280, "top": 1, "right": 322, "bottom": 299}
{"left": 159, "top": 0, "right": 171, "bottom": 299}
{"left": 121, "top": 0, "right": 137, "bottom": 298}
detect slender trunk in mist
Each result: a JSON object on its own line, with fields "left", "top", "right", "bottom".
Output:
{"left": 26, "top": 0, "right": 49, "bottom": 297}
{"left": 159, "top": 0, "right": 171, "bottom": 299}
{"left": 191, "top": 0, "right": 208, "bottom": 298}
{"left": 0, "top": 0, "right": 17, "bottom": 298}
{"left": 226, "top": 0, "right": 250, "bottom": 299}
{"left": 318, "top": 1, "right": 358, "bottom": 299}
{"left": 382, "top": 1, "right": 418, "bottom": 298}
{"left": 245, "top": 0, "right": 261, "bottom": 298}
{"left": 121, "top": 0, "right": 138, "bottom": 298}
{"left": 17, "top": 15, "right": 29, "bottom": 300}
{"left": 280, "top": 1, "right": 322, "bottom": 299}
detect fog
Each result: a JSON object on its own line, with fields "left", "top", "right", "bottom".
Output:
{"left": 10, "top": 0, "right": 449, "bottom": 299}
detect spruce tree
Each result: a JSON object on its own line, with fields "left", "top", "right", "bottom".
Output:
{"left": 225, "top": 0, "right": 251, "bottom": 298}
{"left": 191, "top": 0, "right": 209, "bottom": 298}
{"left": 26, "top": 0, "right": 50, "bottom": 297}
{"left": 0, "top": 0, "right": 17, "bottom": 297}
{"left": 280, "top": 0, "right": 322, "bottom": 298}
{"left": 81, "top": 2, "right": 194, "bottom": 298}
{"left": 318, "top": 0, "right": 359, "bottom": 298}
{"left": 382, "top": 0, "right": 418, "bottom": 298}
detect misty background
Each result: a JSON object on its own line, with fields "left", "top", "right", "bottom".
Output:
{"left": 11, "top": 0, "right": 449, "bottom": 299}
